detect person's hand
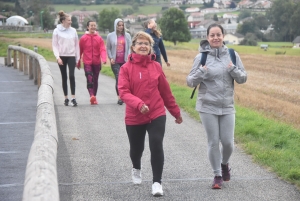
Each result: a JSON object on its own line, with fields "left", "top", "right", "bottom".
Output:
{"left": 103, "top": 61, "right": 107, "bottom": 64}
{"left": 166, "top": 62, "right": 170, "bottom": 67}
{"left": 228, "top": 61, "right": 234, "bottom": 68}
{"left": 57, "top": 58, "right": 63, "bottom": 65}
{"left": 110, "top": 58, "right": 115, "bottom": 65}
{"left": 175, "top": 116, "right": 183, "bottom": 124}
{"left": 76, "top": 61, "right": 81, "bottom": 70}
{"left": 140, "top": 104, "right": 149, "bottom": 114}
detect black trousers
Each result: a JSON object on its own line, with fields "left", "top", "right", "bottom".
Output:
{"left": 58, "top": 56, "right": 76, "bottom": 96}
{"left": 111, "top": 63, "right": 124, "bottom": 96}
{"left": 126, "top": 115, "right": 166, "bottom": 183}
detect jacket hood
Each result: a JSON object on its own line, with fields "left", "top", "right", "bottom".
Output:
{"left": 128, "top": 53, "right": 156, "bottom": 67}
{"left": 114, "top": 18, "right": 123, "bottom": 32}
{"left": 56, "top": 24, "right": 69, "bottom": 31}
{"left": 84, "top": 30, "right": 99, "bottom": 35}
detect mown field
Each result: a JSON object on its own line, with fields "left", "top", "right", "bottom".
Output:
{"left": 1, "top": 33, "right": 300, "bottom": 188}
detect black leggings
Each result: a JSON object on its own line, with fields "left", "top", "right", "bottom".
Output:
{"left": 111, "top": 63, "right": 124, "bottom": 96}
{"left": 126, "top": 115, "right": 166, "bottom": 183}
{"left": 58, "top": 56, "right": 76, "bottom": 96}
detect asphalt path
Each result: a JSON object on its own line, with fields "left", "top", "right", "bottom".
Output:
{"left": 1, "top": 58, "right": 300, "bottom": 201}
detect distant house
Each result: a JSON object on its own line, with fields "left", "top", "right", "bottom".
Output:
{"left": 221, "top": 23, "right": 238, "bottom": 34}
{"left": 224, "top": 33, "right": 244, "bottom": 45}
{"left": 190, "top": 26, "right": 207, "bottom": 39}
{"left": 185, "top": 7, "right": 200, "bottom": 13}
{"left": 187, "top": 12, "right": 204, "bottom": 28}
{"left": 292, "top": 36, "right": 300, "bottom": 48}
{"left": 69, "top": 10, "right": 98, "bottom": 30}
{"left": 124, "top": 15, "right": 136, "bottom": 23}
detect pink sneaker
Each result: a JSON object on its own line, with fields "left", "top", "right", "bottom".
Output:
{"left": 90, "top": 96, "right": 96, "bottom": 105}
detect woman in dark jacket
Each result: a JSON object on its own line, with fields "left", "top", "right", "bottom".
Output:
{"left": 144, "top": 19, "right": 170, "bottom": 67}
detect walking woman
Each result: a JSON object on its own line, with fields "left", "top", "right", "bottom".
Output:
{"left": 77, "top": 20, "right": 107, "bottom": 105}
{"left": 144, "top": 19, "right": 170, "bottom": 67}
{"left": 118, "top": 31, "right": 183, "bottom": 196}
{"left": 187, "top": 24, "right": 247, "bottom": 189}
{"left": 106, "top": 18, "right": 131, "bottom": 105}
{"left": 52, "top": 10, "right": 80, "bottom": 106}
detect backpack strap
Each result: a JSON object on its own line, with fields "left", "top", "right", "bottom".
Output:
{"left": 190, "top": 52, "right": 207, "bottom": 99}
{"left": 228, "top": 48, "right": 236, "bottom": 65}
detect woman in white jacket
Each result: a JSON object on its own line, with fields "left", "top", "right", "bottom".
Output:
{"left": 52, "top": 10, "right": 80, "bottom": 106}
{"left": 187, "top": 24, "right": 247, "bottom": 189}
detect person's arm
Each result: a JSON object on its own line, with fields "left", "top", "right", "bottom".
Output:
{"left": 106, "top": 34, "right": 112, "bottom": 60}
{"left": 74, "top": 30, "right": 80, "bottom": 64}
{"left": 99, "top": 37, "right": 107, "bottom": 64}
{"left": 186, "top": 53, "right": 208, "bottom": 88}
{"left": 157, "top": 68, "right": 181, "bottom": 122}
{"left": 52, "top": 30, "right": 60, "bottom": 61}
{"left": 118, "top": 65, "right": 145, "bottom": 111}
{"left": 227, "top": 52, "right": 247, "bottom": 84}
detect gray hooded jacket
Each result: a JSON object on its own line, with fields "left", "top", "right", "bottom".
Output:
{"left": 186, "top": 40, "right": 247, "bottom": 115}
{"left": 106, "top": 18, "right": 131, "bottom": 62}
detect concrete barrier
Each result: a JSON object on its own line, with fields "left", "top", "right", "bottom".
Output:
{"left": 6, "top": 45, "right": 59, "bottom": 201}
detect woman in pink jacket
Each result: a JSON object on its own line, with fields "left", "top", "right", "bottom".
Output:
{"left": 77, "top": 20, "right": 107, "bottom": 105}
{"left": 118, "top": 31, "right": 183, "bottom": 197}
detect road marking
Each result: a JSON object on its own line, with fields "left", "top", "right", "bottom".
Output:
{"left": 0, "top": 151, "right": 20, "bottom": 154}
{"left": 0, "top": 122, "right": 35, "bottom": 125}
{"left": 0, "top": 183, "right": 24, "bottom": 188}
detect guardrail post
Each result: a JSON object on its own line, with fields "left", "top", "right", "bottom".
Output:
{"left": 33, "top": 58, "right": 38, "bottom": 85}
{"left": 6, "top": 48, "right": 11, "bottom": 67}
{"left": 24, "top": 54, "right": 28, "bottom": 75}
{"left": 29, "top": 56, "right": 33, "bottom": 79}
{"left": 13, "top": 50, "right": 17, "bottom": 69}
{"left": 37, "top": 62, "right": 41, "bottom": 87}
{"left": 19, "top": 51, "right": 24, "bottom": 72}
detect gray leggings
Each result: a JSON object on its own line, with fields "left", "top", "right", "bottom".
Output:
{"left": 199, "top": 112, "right": 235, "bottom": 176}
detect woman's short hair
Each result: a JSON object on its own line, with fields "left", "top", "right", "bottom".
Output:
{"left": 131, "top": 31, "right": 154, "bottom": 53}
{"left": 58, "top": 10, "right": 69, "bottom": 23}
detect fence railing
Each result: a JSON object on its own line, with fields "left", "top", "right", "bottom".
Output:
{"left": 6, "top": 45, "right": 59, "bottom": 201}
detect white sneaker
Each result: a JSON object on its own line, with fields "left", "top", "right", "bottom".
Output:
{"left": 131, "top": 168, "right": 142, "bottom": 184}
{"left": 152, "top": 182, "right": 163, "bottom": 196}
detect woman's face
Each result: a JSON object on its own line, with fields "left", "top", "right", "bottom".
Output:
{"left": 62, "top": 16, "right": 71, "bottom": 28}
{"left": 132, "top": 38, "right": 151, "bottom": 56}
{"left": 117, "top": 21, "right": 124, "bottom": 33}
{"left": 207, "top": 26, "right": 224, "bottom": 48}
{"left": 148, "top": 20, "right": 156, "bottom": 30}
{"left": 87, "top": 22, "right": 97, "bottom": 34}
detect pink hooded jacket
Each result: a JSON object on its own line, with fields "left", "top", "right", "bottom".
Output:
{"left": 79, "top": 32, "right": 107, "bottom": 65}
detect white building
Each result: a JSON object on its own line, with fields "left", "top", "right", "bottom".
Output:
{"left": 6, "top": 16, "right": 28, "bottom": 26}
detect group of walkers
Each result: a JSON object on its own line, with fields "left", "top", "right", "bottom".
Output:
{"left": 52, "top": 10, "right": 247, "bottom": 197}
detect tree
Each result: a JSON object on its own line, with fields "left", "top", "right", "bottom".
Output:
{"left": 240, "top": 33, "right": 258, "bottom": 46}
{"left": 213, "top": 14, "right": 218, "bottom": 21}
{"left": 98, "top": 8, "right": 121, "bottom": 32}
{"left": 159, "top": 8, "right": 191, "bottom": 45}
{"left": 237, "top": 20, "right": 257, "bottom": 35}
{"left": 266, "top": 0, "right": 300, "bottom": 41}
{"left": 41, "top": 9, "right": 55, "bottom": 30}
{"left": 237, "top": 10, "right": 251, "bottom": 21}
{"left": 71, "top": 16, "right": 79, "bottom": 29}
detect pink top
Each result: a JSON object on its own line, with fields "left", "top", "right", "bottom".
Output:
{"left": 115, "top": 35, "right": 125, "bottom": 63}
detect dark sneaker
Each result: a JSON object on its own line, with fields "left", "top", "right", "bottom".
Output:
{"left": 221, "top": 163, "right": 231, "bottom": 181}
{"left": 117, "top": 99, "right": 123, "bottom": 105}
{"left": 71, "top": 99, "right": 78, "bottom": 107}
{"left": 212, "top": 176, "right": 223, "bottom": 189}
{"left": 64, "top": 99, "right": 69, "bottom": 106}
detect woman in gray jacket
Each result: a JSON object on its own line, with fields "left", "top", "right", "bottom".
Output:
{"left": 186, "top": 24, "right": 247, "bottom": 189}
{"left": 106, "top": 18, "right": 131, "bottom": 105}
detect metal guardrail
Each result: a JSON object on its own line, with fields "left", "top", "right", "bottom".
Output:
{"left": 6, "top": 45, "right": 59, "bottom": 201}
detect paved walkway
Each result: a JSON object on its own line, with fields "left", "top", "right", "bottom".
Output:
{"left": 1, "top": 58, "right": 300, "bottom": 200}
{"left": 0, "top": 61, "right": 37, "bottom": 201}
